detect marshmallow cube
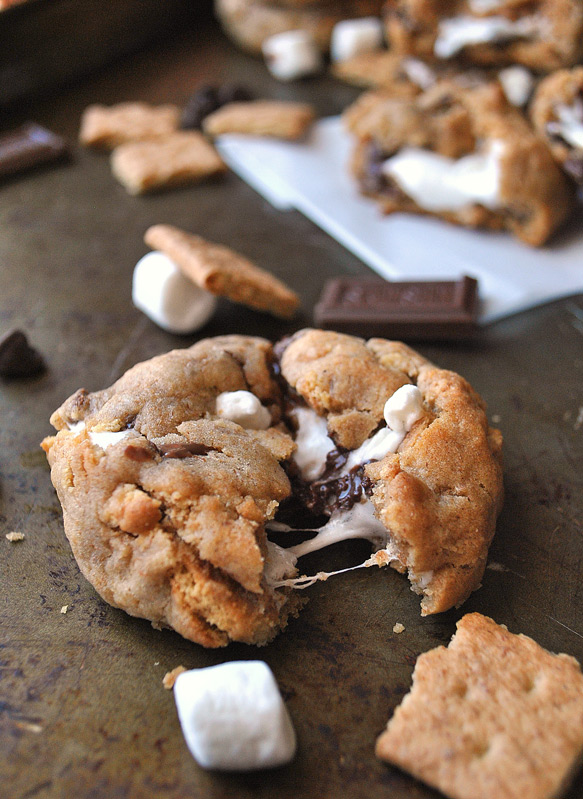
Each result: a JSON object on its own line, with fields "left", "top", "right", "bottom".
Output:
{"left": 384, "top": 384, "right": 424, "bottom": 434}
{"left": 174, "top": 661, "right": 297, "bottom": 771}
{"left": 330, "top": 17, "right": 384, "bottom": 63}
{"left": 132, "top": 251, "right": 217, "bottom": 334}
{"left": 262, "top": 30, "right": 322, "bottom": 81}
{"left": 498, "top": 66, "right": 535, "bottom": 108}
{"left": 216, "top": 390, "right": 271, "bottom": 430}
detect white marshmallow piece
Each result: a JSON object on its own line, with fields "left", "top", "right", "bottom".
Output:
{"left": 498, "top": 66, "right": 534, "bottom": 107}
{"left": 291, "top": 406, "right": 335, "bottom": 481}
{"left": 330, "top": 17, "right": 384, "bottom": 63}
{"left": 215, "top": 390, "right": 271, "bottom": 430}
{"left": 173, "top": 661, "right": 297, "bottom": 771}
{"left": 262, "top": 30, "right": 322, "bottom": 81}
{"left": 383, "top": 384, "right": 424, "bottom": 434}
{"left": 132, "top": 251, "right": 217, "bottom": 334}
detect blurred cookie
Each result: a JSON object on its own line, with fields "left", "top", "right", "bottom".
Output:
{"left": 376, "top": 613, "right": 583, "bottom": 799}
{"left": 215, "top": 0, "right": 383, "bottom": 54}
{"left": 383, "top": 0, "right": 583, "bottom": 72}
{"left": 531, "top": 66, "right": 583, "bottom": 183}
{"left": 344, "top": 78, "right": 574, "bottom": 245}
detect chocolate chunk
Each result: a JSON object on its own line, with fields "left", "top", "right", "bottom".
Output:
{"left": 0, "top": 329, "right": 46, "bottom": 378}
{"left": 217, "top": 84, "right": 253, "bottom": 106}
{"left": 0, "top": 123, "right": 69, "bottom": 180}
{"left": 123, "top": 444, "right": 154, "bottom": 462}
{"left": 314, "top": 276, "right": 479, "bottom": 341}
{"left": 181, "top": 85, "right": 221, "bottom": 130}
{"left": 157, "top": 441, "right": 217, "bottom": 458}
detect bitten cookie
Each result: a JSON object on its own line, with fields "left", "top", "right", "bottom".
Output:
{"left": 344, "top": 77, "right": 574, "bottom": 245}
{"left": 383, "top": 0, "right": 583, "bottom": 72}
{"left": 376, "top": 613, "right": 583, "bottom": 799}
{"left": 42, "top": 336, "right": 301, "bottom": 648}
{"left": 531, "top": 66, "right": 583, "bottom": 183}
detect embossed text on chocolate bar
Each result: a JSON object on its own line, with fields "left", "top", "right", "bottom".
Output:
{"left": 314, "top": 276, "right": 479, "bottom": 340}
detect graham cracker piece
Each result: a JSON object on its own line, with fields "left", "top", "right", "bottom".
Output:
{"left": 79, "top": 102, "right": 180, "bottom": 149}
{"left": 376, "top": 613, "right": 583, "bottom": 799}
{"left": 110, "top": 132, "right": 226, "bottom": 195}
{"left": 144, "top": 224, "right": 299, "bottom": 318}
{"left": 203, "top": 100, "right": 315, "bottom": 140}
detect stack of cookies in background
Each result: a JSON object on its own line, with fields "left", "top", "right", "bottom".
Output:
{"left": 215, "top": 0, "right": 384, "bottom": 55}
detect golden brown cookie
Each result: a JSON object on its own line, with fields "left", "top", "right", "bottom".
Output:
{"left": 144, "top": 224, "right": 300, "bottom": 318}
{"left": 344, "top": 78, "right": 574, "bottom": 246}
{"left": 383, "top": 0, "right": 583, "bottom": 72}
{"left": 202, "top": 100, "right": 315, "bottom": 140}
{"left": 110, "top": 131, "right": 226, "bottom": 195}
{"left": 42, "top": 336, "right": 302, "bottom": 648}
{"left": 376, "top": 613, "right": 583, "bottom": 799}
{"left": 530, "top": 66, "right": 583, "bottom": 183}
{"left": 79, "top": 102, "right": 180, "bottom": 149}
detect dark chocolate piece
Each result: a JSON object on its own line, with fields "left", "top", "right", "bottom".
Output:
{"left": 0, "top": 329, "right": 46, "bottom": 378}
{"left": 181, "top": 84, "right": 253, "bottom": 130}
{"left": 314, "top": 276, "right": 479, "bottom": 341}
{"left": 0, "top": 123, "right": 69, "bottom": 180}
{"left": 157, "top": 441, "right": 217, "bottom": 458}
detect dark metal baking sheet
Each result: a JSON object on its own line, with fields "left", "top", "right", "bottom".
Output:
{"left": 1, "top": 17, "right": 582, "bottom": 799}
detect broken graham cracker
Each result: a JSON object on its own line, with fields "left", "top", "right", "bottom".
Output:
{"left": 203, "top": 100, "right": 315, "bottom": 140}
{"left": 110, "top": 131, "right": 226, "bottom": 195}
{"left": 144, "top": 224, "right": 299, "bottom": 318}
{"left": 79, "top": 102, "right": 180, "bottom": 149}
{"left": 376, "top": 613, "right": 583, "bottom": 799}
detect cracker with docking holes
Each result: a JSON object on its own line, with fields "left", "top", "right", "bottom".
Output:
{"left": 530, "top": 66, "right": 583, "bottom": 184}
{"left": 203, "top": 100, "right": 315, "bottom": 140}
{"left": 376, "top": 612, "right": 583, "bottom": 799}
{"left": 144, "top": 224, "right": 300, "bottom": 318}
{"left": 383, "top": 0, "right": 583, "bottom": 72}
{"left": 79, "top": 102, "right": 180, "bottom": 149}
{"left": 110, "top": 131, "right": 226, "bottom": 195}
{"left": 344, "top": 77, "right": 574, "bottom": 246}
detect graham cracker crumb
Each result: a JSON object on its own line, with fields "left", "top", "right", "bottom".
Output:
{"left": 393, "top": 622, "right": 405, "bottom": 634}
{"left": 6, "top": 531, "right": 25, "bottom": 542}
{"left": 163, "top": 665, "right": 187, "bottom": 690}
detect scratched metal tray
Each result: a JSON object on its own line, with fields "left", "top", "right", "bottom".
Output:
{"left": 1, "top": 18, "right": 583, "bottom": 799}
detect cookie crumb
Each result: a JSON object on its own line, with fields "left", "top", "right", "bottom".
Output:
{"left": 491, "top": 414, "right": 501, "bottom": 424}
{"left": 60, "top": 605, "right": 68, "bottom": 614}
{"left": 6, "top": 531, "right": 25, "bottom": 542}
{"left": 163, "top": 665, "right": 187, "bottom": 690}
{"left": 393, "top": 622, "right": 405, "bottom": 634}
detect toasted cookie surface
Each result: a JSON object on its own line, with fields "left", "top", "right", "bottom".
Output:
{"left": 376, "top": 613, "right": 583, "bottom": 799}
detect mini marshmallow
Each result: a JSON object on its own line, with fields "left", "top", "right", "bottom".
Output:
{"left": 173, "top": 661, "right": 297, "bottom": 771}
{"left": 330, "top": 17, "right": 384, "bottom": 63}
{"left": 262, "top": 30, "right": 322, "bottom": 81}
{"left": 215, "top": 390, "right": 271, "bottom": 429}
{"left": 498, "top": 66, "right": 534, "bottom": 107}
{"left": 132, "top": 250, "right": 217, "bottom": 334}
{"left": 383, "top": 384, "right": 424, "bottom": 434}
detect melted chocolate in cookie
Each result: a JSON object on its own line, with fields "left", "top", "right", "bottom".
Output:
{"left": 157, "top": 442, "right": 218, "bottom": 458}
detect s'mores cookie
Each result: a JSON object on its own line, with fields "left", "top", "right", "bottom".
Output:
{"left": 79, "top": 102, "right": 180, "bottom": 149}
{"left": 383, "top": 0, "right": 583, "bottom": 72}
{"left": 531, "top": 66, "right": 583, "bottom": 183}
{"left": 215, "top": 0, "right": 384, "bottom": 55}
{"left": 376, "top": 613, "right": 583, "bottom": 799}
{"left": 44, "top": 332, "right": 503, "bottom": 644}
{"left": 273, "top": 329, "right": 503, "bottom": 615}
{"left": 110, "top": 131, "right": 226, "bottom": 195}
{"left": 344, "top": 78, "right": 574, "bottom": 245}
{"left": 42, "top": 336, "right": 303, "bottom": 648}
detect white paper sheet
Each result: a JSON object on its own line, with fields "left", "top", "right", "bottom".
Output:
{"left": 217, "top": 116, "right": 583, "bottom": 323}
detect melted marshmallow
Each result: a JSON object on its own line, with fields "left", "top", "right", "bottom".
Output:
{"left": 89, "top": 430, "right": 133, "bottom": 450}
{"left": 291, "top": 406, "right": 335, "bottom": 481}
{"left": 498, "top": 65, "right": 534, "bottom": 107}
{"left": 382, "top": 142, "right": 505, "bottom": 213}
{"left": 435, "top": 14, "right": 540, "bottom": 59}
{"left": 548, "top": 101, "right": 583, "bottom": 150}
{"left": 215, "top": 391, "right": 271, "bottom": 430}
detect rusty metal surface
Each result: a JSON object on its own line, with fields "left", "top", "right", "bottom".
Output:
{"left": 1, "top": 18, "right": 583, "bottom": 799}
